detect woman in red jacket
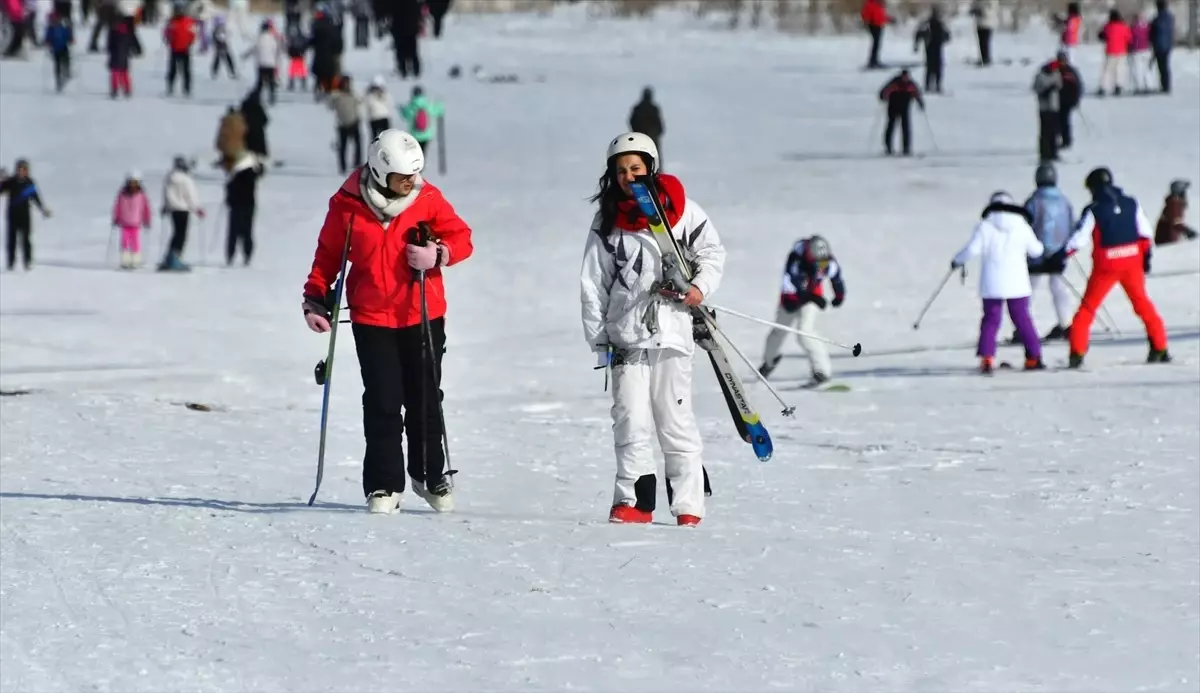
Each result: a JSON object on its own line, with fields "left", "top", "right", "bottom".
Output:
{"left": 302, "top": 129, "right": 474, "bottom": 515}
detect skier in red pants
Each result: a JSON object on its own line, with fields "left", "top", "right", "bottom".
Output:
{"left": 1050, "top": 167, "right": 1170, "bottom": 367}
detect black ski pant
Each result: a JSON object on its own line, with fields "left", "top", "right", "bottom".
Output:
{"left": 1038, "top": 110, "right": 1060, "bottom": 162}
{"left": 167, "top": 51, "right": 192, "bottom": 95}
{"left": 976, "top": 27, "right": 993, "bottom": 65}
{"left": 368, "top": 118, "right": 390, "bottom": 140}
{"left": 1154, "top": 49, "right": 1171, "bottom": 93}
{"left": 1058, "top": 107, "right": 1075, "bottom": 149}
{"left": 337, "top": 123, "right": 363, "bottom": 174}
{"left": 226, "top": 204, "right": 254, "bottom": 265}
{"left": 5, "top": 220, "right": 31, "bottom": 269}
{"left": 256, "top": 66, "right": 277, "bottom": 104}
{"left": 352, "top": 319, "right": 447, "bottom": 497}
{"left": 52, "top": 50, "right": 70, "bottom": 92}
{"left": 867, "top": 25, "right": 883, "bottom": 67}
{"left": 393, "top": 33, "right": 420, "bottom": 78}
{"left": 167, "top": 210, "right": 189, "bottom": 259}
{"left": 430, "top": 11, "right": 446, "bottom": 38}
{"left": 884, "top": 109, "right": 912, "bottom": 154}
{"left": 212, "top": 44, "right": 235, "bottom": 78}
{"left": 924, "top": 55, "right": 943, "bottom": 93}
{"left": 355, "top": 14, "right": 370, "bottom": 47}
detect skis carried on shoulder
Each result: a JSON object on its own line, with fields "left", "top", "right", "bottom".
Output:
{"left": 628, "top": 176, "right": 775, "bottom": 462}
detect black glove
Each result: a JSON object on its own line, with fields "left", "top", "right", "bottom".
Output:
{"left": 780, "top": 293, "right": 802, "bottom": 313}
{"left": 303, "top": 294, "right": 332, "bottom": 320}
{"left": 1043, "top": 249, "right": 1068, "bottom": 274}
{"left": 950, "top": 259, "right": 963, "bottom": 271}
{"left": 806, "top": 293, "right": 828, "bottom": 310}
{"left": 1143, "top": 252, "right": 1152, "bottom": 274}
{"left": 831, "top": 294, "right": 844, "bottom": 308}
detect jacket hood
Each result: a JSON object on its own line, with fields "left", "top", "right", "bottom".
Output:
{"left": 981, "top": 201, "right": 1034, "bottom": 226}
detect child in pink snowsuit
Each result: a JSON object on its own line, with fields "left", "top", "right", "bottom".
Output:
{"left": 112, "top": 172, "right": 151, "bottom": 268}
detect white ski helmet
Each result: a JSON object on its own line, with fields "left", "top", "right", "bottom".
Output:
{"left": 367, "top": 129, "right": 424, "bottom": 187}
{"left": 607, "top": 132, "right": 659, "bottom": 172}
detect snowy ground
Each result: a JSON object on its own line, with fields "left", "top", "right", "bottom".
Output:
{"left": 2, "top": 7, "right": 1199, "bottom": 692}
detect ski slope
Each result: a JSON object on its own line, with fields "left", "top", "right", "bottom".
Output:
{"left": 2, "top": 7, "right": 1198, "bottom": 692}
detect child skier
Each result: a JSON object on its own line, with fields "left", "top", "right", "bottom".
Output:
{"left": 757, "top": 235, "right": 847, "bottom": 388}
{"left": 43, "top": 10, "right": 73, "bottom": 93}
{"left": 399, "top": 85, "right": 443, "bottom": 156}
{"left": 159, "top": 156, "right": 205, "bottom": 271}
{"left": 951, "top": 191, "right": 1046, "bottom": 374}
{"left": 364, "top": 76, "right": 394, "bottom": 140}
{"left": 112, "top": 172, "right": 152, "bottom": 269}
{"left": 1023, "top": 163, "right": 1075, "bottom": 341}
{"left": 210, "top": 15, "right": 236, "bottom": 78}
{"left": 1155, "top": 180, "right": 1197, "bottom": 246}
{"left": 580, "top": 132, "right": 726, "bottom": 526}
{"left": 285, "top": 21, "right": 308, "bottom": 91}
{"left": 0, "top": 159, "right": 52, "bottom": 271}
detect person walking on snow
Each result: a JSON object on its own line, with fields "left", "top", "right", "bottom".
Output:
{"left": 1128, "top": 13, "right": 1151, "bottom": 94}
{"left": 328, "top": 76, "right": 363, "bottom": 174}
{"left": 913, "top": 6, "right": 949, "bottom": 94}
{"left": 628, "top": 87, "right": 664, "bottom": 170}
{"left": 1047, "top": 168, "right": 1170, "bottom": 367}
{"left": 879, "top": 69, "right": 924, "bottom": 156}
{"left": 1033, "top": 61, "right": 1062, "bottom": 163}
{"left": 106, "top": 14, "right": 140, "bottom": 99}
{"left": 1022, "top": 163, "right": 1075, "bottom": 342}
{"left": 969, "top": 0, "right": 997, "bottom": 66}
{"left": 1048, "top": 50, "right": 1082, "bottom": 150}
{"left": 112, "top": 172, "right": 152, "bottom": 269}
{"left": 861, "top": 0, "right": 895, "bottom": 70}
{"left": 159, "top": 156, "right": 205, "bottom": 271}
{"left": 210, "top": 15, "right": 236, "bottom": 78}
{"left": 163, "top": 5, "right": 197, "bottom": 97}
{"left": 1098, "top": 10, "right": 1132, "bottom": 97}
{"left": 757, "top": 236, "right": 847, "bottom": 388}
{"left": 1150, "top": 0, "right": 1174, "bottom": 93}
{"left": 285, "top": 21, "right": 309, "bottom": 90}
{"left": 223, "top": 151, "right": 264, "bottom": 267}
{"left": 248, "top": 18, "right": 282, "bottom": 104}
{"left": 580, "top": 132, "right": 726, "bottom": 527}
{"left": 44, "top": 10, "right": 73, "bottom": 93}
{"left": 400, "top": 85, "right": 442, "bottom": 156}
{"left": 950, "top": 192, "right": 1046, "bottom": 374}
{"left": 302, "top": 129, "right": 474, "bottom": 514}
{"left": 363, "top": 75, "right": 394, "bottom": 139}
{"left": 0, "top": 160, "right": 52, "bottom": 271}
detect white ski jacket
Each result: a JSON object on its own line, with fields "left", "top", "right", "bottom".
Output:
{"left": 580, "top": 197, "right": 725, "bottom": 356}
{"left": 363, "top": 90, "right": 394, "bottom": 122}
{"left": 162, "top": 169, "right": 201, "bottom": 212}
{"left": 953, "top": 199, "right": 1045, "bottom": 299}
{"left": 253, "top": 31, "right": 282, "bottom": 68}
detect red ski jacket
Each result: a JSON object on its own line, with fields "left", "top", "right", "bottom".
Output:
{"left": 303, "top": 170, "right": 473, "bottom": 329}
{"left": 164, "top": 16, "right": 196, "bottom": 53}
{"left": 861, "top": 0, "right": 891, "bottom": 29}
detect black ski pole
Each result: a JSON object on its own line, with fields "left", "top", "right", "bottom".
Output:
{"left": 409, "top": 222, "right": 456, "bottom": 491}
{"left": 436, "top": 113, "right": 447, "bottom": 176}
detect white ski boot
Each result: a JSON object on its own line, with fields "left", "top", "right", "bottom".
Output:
{"left": 412, "top": 479, "right": 454, "bottom": 513}
{"left": 366, "top": 490, "right": 402, "bottom": 514}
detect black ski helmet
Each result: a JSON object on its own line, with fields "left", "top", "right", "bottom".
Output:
{"left": 1169, "top": 179, "right": 1190, "bottom": 197}
{"left": 1035, "top": 163, "right": 1057, "bottom": 187}
{"left": 1085, "top": 167, "right": 1114, "bottom": 192}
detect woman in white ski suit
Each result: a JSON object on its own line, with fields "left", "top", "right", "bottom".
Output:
{"left": 580, "top": 132, "right": 726, "bottom": 527}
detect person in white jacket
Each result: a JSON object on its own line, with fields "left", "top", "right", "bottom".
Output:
{"left": 970, "top": 0, "right": 999, "bottom": 66}
{"left": 249, "top": 19, "right": 282, "bottom": 105}
{"left": 363, "top": 76, "right": 394, "bottom": 140}
{"left": 159, "top": 156, "right": 205, "bottom": 271}
{"left": 951, "top": 191, "right": 1045, "bottom": 374}
{"left": 580, "top": 132, "right": 725, "bottom": 527}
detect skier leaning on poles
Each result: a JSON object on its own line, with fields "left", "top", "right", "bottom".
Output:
{"left": 302, "top": 130, "right": 474, "bottom": 515}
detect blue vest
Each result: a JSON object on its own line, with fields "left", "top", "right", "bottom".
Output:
{"left": 1083, "top": 187, "right": 1140, "bottom": 248}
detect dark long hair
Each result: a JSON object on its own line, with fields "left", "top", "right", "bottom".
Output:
{"left": 589, "top": 152, "right": 655, "bottom": 235}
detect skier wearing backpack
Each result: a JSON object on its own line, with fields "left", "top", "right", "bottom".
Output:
{"left": 757, "top": 236, "right": 847, "bottom": 388}
{"left": 580, "top": 132, "right": 727, "bottom": 527}
{"left": 400, "top": 86, "right": 443, "bottom": 156}
{"left": 301, "top": 130, "right": 475, "bottom": 514}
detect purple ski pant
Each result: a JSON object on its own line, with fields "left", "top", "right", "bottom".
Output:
{"left": 979, "top": 297, "right": 1041, "bottom": 360}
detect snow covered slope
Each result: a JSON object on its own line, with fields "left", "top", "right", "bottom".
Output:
{"left": 1, "top": 8, "right": 1198, "bottom": 692}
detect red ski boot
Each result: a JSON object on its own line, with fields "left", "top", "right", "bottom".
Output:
{"left": 677, "top": 514, "right": 702, "bottom": 527}
{"left": 609, "top": 505, "right": 652, "bottom": 524}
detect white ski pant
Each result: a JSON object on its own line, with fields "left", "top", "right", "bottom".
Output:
{"left": 610, "top": 348, "right": 705, "bottom": 517}
{"left": 1031, "top": 274, "right": 1073, "bottom": 326}
{"left": 1100, "top": 55, "right": 1127, "bottom": 92}
{"left": 762, "top": 303, "right": 831, "bottom": 377}
{"left": 1127, "top": 52, "right": 1149, "bottom": 91}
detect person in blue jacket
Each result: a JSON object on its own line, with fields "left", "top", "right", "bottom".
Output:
{"left": 43, "top": 10, "right": 73, "bottom": 93}
{"left": 1149, "top": 0, "right": 1174, "bottom": 93}
{"left": 1023, "top": 163, "right": 1075, "bottom": 342}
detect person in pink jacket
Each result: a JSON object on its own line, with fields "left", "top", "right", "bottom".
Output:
{"left": 1129, "top": 13, "right": 1151, "bottom": 93}
{"left": 112, "top": 171, "right": 152, "bottom": 269}
{"left": 1099, "top": 10, "right": 1132, "bottom": 95}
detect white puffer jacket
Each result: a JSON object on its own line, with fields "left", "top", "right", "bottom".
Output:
{"left": 162, "top": 169, "right": 201, "bottom": 212}
{"left": 580, "top": 196, "right": 725, "bottom": 355}
{"left": 953, "top": 196, "right": 1045, "bottom": 299}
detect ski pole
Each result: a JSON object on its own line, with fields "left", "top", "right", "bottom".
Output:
{"left": 704, "top": 302, "right": 863, "bottom": 357}
{"left": 410, "top": 223, "right": 456, "bottom": 489}
{"left": 437, "top": 113, "right": 447, "bottom": 176}
{"left": 912, "top": 267, "right": 955, "bottom": 330}
{"left": 698, "top": 311, "right": 796, "bottom": 417}
{"left": 867, "top": 106, "right": 883, "bottom": 152}
{"left": 920, "top": 107, "right": 940, "bottom": 152}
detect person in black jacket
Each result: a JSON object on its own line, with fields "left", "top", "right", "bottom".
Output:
{"left": 628, "top": 87, "right": 665, "bottom": 169}
{"left": 427, "top": 0, "right": 452, "bottom": 38}
{"left": 309, "top": 7, "right": 343, "bottom": 98}
{"left": 223, "top": 153, "right": 265, "bottom": 267}
{"left": 879, "top": 69, "right": 925, "bottom": 156}
{"left": 1051, "top": 50, "right": 1082, "bottom": 149}
{"left": 106, "top": 14, "right": 140, "bottom": 98}
{"left": 390, "top": 0, "right": 423, "bottom": 78}
{"left": 240, "top": 87, "right": 269, "bottom": 161}
{"left": 913, "top": 7, "right": 950, "bottom": 94}
{"left": 0, "top": 160, "right": 53, "bottom": 271}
